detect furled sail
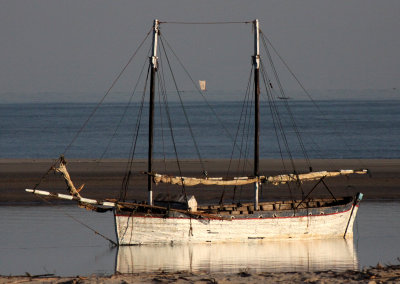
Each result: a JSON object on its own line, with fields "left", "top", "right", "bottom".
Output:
{"left": 265, "top": 169, "right": 368, "bottom": 185}
{"left": 153, "top": 173, "right": 260, "bottom": 186}
{"left": 151, "top": 169, "right": 368, "bottom": 187}
{"left": 53, "top": 156, "right": 84, "bottom": 198}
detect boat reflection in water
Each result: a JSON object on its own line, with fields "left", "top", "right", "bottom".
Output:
{"left": 116, "top": 239, "right": 358, "bottom": 273}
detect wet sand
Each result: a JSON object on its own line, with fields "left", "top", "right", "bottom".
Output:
{"left": 1, "top": 264, "right": 400, "bottom": 283}
{"left": 1, "top": 158, "right": 399, "bottom": 204}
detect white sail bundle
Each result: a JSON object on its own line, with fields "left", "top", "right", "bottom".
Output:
{"left": 152, "top": 169, "right": 368, "bottom": 187}
{"left": 153, "top": 173, "right": 261, "bottom": 186}
{"left": 265, "top": 169, "right": 368, "bottom": 185}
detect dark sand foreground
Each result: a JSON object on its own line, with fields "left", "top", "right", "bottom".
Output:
{"left": 1, "top": 264, "right": 400, "bottom": 283}
{"left": 1, "top": 158, "right": 399, "bottom": 204}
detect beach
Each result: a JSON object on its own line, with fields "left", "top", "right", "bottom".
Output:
{"left": 1, "top": 158, "right": 399, "bottom": 204}
{"left": 1, "top": 264, "right": 400, "bottom": 283}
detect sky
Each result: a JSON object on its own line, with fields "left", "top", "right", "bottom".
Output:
{"left": 1, "top": 0, "right": 399, "bottom": 102}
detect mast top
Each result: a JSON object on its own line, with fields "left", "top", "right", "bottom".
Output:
{"left": 253, "top": 19, "right": 260, "bottom": 70}
{"left": 153, "top": 19, "right": 159, "bottom": 29}
{"left": 151, "top": 19, "right": 159, "bottom": 70}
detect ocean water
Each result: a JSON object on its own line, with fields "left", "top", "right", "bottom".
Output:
{"left": 0, "top": 100, "right": 399, "bottom": 159}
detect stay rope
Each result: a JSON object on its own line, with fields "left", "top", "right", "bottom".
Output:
{"left": 159, "top": 35, "right": 206, "bottom": 173}
{"left": 158, "top": 59, "right": 189, "bottom": 201}
{"left": 159, "top": 21, "right": 252, "bottom": 25}
{"left": 159, "top": 33, "right": 253, "bottom": 169}
{"left": 259, "top": 61, "right": 296, "bottom": 201}
{"left": 222, "top": 67, "right": 253, "bottom": 204}
{"left": 157, "top": 74, "right": 168, "bottom": 173}
{"left": 120, "top": 65, "right": 150, "bottom": 201}
{"left": 261, "top": 31, "right": 367, "bottom": 170}
{"left": 99, "top": 46, "right": 152, "bottom": 161}
{"left": 33, "top": 28, "right": 152, "bottom": 193}
{"left": 260, "top": 32, "right": 311, "bottom": 171}
{"left": 62, "top": 28, "right": 152, "bottom": 157}
{"left": 33, "top": 188, "right": 117, "bottom": 247}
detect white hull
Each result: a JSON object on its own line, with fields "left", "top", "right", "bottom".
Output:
{"left": 114, "top": 205, "right": 359, "bottom": 245}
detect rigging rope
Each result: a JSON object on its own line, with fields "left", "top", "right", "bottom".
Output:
{"left": 260, "top": 32, "right": 311, "bottom": 170}
{"left": 260, "top": 30, "right": 364, "bottom": 170}
{"left": 35, "top": 192, "right": 117, "bottom": 246}
{"left": 260, "top": 60, "right": 293, "bottom": 169}
{"left": 260, "top": 32, "right": 366, "bottom": 170}
{"left": 157, "top": 74, "right": 168, "bottom": 173}
{"left": 219, "top": 67, "right": 253, "bottom": 204}
{"left": 120, "top": 65, "right": 150, "bottom": 201}
{"left": 260, "top": 59, "right": 305, "bottom": 197}
{"left": 259, "top": 62, "right": 296, "bottom": 202}
{"left": 62, "top": 28, "right": 152, "bottom": 157}
{"left": 159, "top": 21, "right": 252, "bottom": 25}
{"left": 159, "top": 35, "right": 206, "bottom": 173}
{"left": 238, "top": 80, "right": 255, "bottom": 202}
{"left": 159, "top": 67, "right": 189, "bottom": 201}
{"left": 33, "top": 157, "right": 61, "bottom": 189}
{"left": 155, "top": 37, "right": 190, "bottom": 202}
{"left": 159, "top": 29, "right": 257, "bottom": 205}
{"left": 263, "top": 37, "right": 330, "bottom": 172}
{"left": 159, "top": 33, "right": 253, "bottom": 170}
{"left": 156, "top": 46, "right": 171, "bottom": 173}
{"left": 100, "top": 46, "right": 152, "bottom": 161}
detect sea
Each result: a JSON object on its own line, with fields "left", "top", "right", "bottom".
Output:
{"left": 0, "top": 99, "right": 399, "bottom": 159}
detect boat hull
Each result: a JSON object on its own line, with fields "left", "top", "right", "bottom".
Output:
{"left": 114, "top": 198, "right": 360, "bottom": 245}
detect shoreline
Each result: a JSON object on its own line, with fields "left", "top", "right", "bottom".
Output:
{"left": 1, "top": 158, "right": 399, "bottom": 204}
{"left": 1, "top": 264, "right": 400, "bottom": 283}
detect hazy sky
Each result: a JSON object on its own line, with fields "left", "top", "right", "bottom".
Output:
{"left": 1, "top": 1, "right": 399, "bottom": 100}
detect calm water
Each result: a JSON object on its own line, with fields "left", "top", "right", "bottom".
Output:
{"left": 0, "top": 201, "right": 399, "bottom": 276}
{"left": 0, "top": 100, "right": 399, "bottom": 159}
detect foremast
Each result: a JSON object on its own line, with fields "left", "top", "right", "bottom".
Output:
{"left": 253, "top": 19, "right": 261, "bottom": 210}
{"left": 148, "top": 19, "right": 159, "bottom": 206}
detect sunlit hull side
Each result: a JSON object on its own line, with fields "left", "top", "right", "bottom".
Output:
{"left": 114, "top": 197, "right": 360, "bottom": 245}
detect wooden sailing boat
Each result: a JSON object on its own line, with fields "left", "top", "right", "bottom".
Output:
{"left": 26, "top": 19, "right": 367, "bottom": 245}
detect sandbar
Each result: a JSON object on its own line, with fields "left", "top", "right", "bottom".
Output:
{"left": 1, "top": 158, "right": 399, "bottom": 204}
{"left": 1, "top": 264, "right": 400, "bottom": 283}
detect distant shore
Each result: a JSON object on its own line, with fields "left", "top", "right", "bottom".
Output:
{"left": 1, "top": 158, "right": 399, "bottom": 204}
{"left": 1, "top": 264, "right": 400, "bottom": 283}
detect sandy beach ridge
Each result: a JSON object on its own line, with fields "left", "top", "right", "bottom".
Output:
{"left": 1, "top": 158, "right": 399, "bottom": 203}
{"left": 1, "top": 264, "right": 400, "bottom": 283}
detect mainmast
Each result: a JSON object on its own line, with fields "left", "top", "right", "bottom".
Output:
{"left": 253, "top": 19, "right": 260, "bottom": 210}
{"left": 148, "top": 19, "right": 159, "bottom": 206}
